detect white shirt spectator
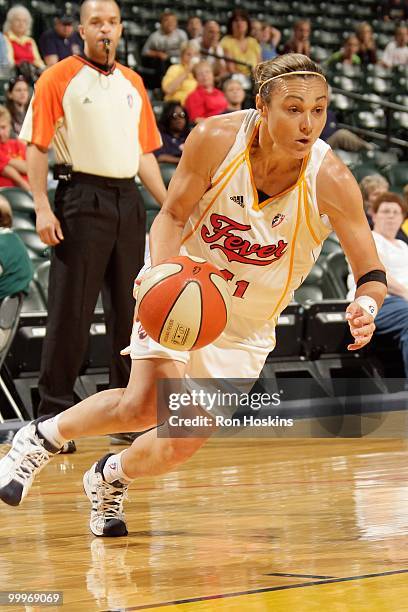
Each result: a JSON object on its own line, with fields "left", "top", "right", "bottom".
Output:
{"left": 382, "top": 40, "right": 408, "bottom": 67}
{"left": 142, "top": 28, "right": 187, "bottom": 59}
{"left": 347, "top": 231, "right": 408, "bottom": 298}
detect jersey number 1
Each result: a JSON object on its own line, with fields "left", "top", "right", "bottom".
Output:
{"left": 220, "top": 269, "right": 250, "bottom": 299}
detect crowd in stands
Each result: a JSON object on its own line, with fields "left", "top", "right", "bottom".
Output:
{"left": 0, "top": 1, "right": 407, "bottom": 380}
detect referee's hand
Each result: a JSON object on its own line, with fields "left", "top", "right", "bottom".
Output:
{"left": 346, "top": 301, "right": 376, "bottom": 351}
{"left": 36, "top": 208, "right": 64, "bottom": 245}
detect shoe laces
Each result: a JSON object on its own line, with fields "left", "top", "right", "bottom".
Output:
{"left": 96, "top": 480, "right": 128, "bottom": 520}
{"left": 14, "top": 435, "right": 51, "bottom": 485}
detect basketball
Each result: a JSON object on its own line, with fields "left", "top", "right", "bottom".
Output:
{"left": 136, "top": 255, "right": 232, "bottom": 351}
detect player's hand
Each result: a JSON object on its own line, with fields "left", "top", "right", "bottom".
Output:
{"left": 36, "top": 208, "right": 64, "bottom": 245}
{"left": 345, "top": 301, "right": 376, "bottom": 351}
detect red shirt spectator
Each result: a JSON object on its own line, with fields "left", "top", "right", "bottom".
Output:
{"left": 185, "top": 61, "right": 228, "bottom": 122}
{"left": 0, "top": 105, "right": 29, "bottom": 190}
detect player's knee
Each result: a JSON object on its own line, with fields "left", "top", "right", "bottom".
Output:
{"left": 116, "top": 392, "right": 157, "bottom": 430}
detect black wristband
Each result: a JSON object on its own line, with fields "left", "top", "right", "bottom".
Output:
{"left": 356, "top": 269, "right": 387, "bottom": 289}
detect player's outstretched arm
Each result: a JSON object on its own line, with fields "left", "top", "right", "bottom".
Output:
{"left": 149, "top": 113, "right": 242, "bottom": 267}
{"left": 317, "top": 151, "right": 387, "bottom": 350}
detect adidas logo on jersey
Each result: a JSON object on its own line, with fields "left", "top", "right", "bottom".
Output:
{"left": 230, "top": 195, "right": 244, "bottom": 207}
{"left": 83, "top": 97, "right": 92, "bottom": 104}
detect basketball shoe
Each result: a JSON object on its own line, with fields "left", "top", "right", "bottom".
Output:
{"left": 0, "top": 418, "right": 61, "bottom": 506}
{"left": 83, "top": 454, "right": 129, "bottom": 537}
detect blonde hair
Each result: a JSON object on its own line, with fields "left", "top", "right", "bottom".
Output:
{"left": 255, "top": 54, "right": 326, "bottom": 103}
{"left": 359, "top": 174, "right": 389, "bottom": 201}
{"left": 0, "top": 105, "right": 11, "bottom": 124}
{"left": 3, "top": 5, "right": 32, "bottom": 36}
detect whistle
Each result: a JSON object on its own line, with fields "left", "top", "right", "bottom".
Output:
{"left": 103, "top": 38, "right": 111, "bottom": 49}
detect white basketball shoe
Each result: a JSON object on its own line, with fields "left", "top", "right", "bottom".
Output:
{"left": 83, "top": 454, "right": 129, "bottom": 537}
{"left": 0, "top": 418, "right": 61, "bottom": 506}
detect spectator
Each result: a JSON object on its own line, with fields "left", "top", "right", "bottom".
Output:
{"left": 355, "top": 22, "right": 377, "bottom": 65}
{"left": 186, "top": 16, "right": 203, "bottom": 41}
{"left": 20, "top": 0, "right": 165, "bottom": 430}
{"left": 349, "top": 192, "right": 408, "bottom": 379}
{"left": 222, "top": 77, "right": 246, "bottom": 112}
{"left": 325, "top": 35, "right": 362, "bottom": 68}
{"left": 162, "top": 41, "right": 198, "bottom": 105}
{"left": 221, "top": 9, "right": 261, "bottom": 77}
{"left": 154, "top": 101, "right": 190, "bottom": 164}
{"left": 381, "top": 25, "right": 408, "bottom": 68}
{"left": 283, "top": 19, "right": 311, "bottom": 57}
{"left": 0, "top": 195, "right": 33, "bottom": 301}
{"left": 198, "top": 20, "right": 228, "bottom": 84}
{"left": 251, "top": 20, "right": 280, "bottom": 60}
{"left": 142, "top": 12, "right": 188, "bottom": 89}
{"left": 261, "top": 22, "right": 281, "bottom": 60}
{"left": 0, "top": 33, "right": 14, "bottom": 77}
{"left": 3, "top": 5, "right": 45, "bottom": 74}
{"left": 403, "top": 184, "right": 408, "bottom": 237}
{"left": 0, "top": 105, "right": 29, "bottom": 190}
{"left": 358, "top": 174, "right": 407, "bottom": 242}
{"left": 142, "top": 12, "right": 187, "bottom": 62}
{"left": 377, "top": 0, "right": 408, "bottom": 22}
{"left": 39, "top": 12, "right": 84, "bottom": 67}
{"left": 321, "top": 100, "right": 373, "bottom": 152}
{"left": 185, "top": 61, "right": 228, "bottom": 122}
{"left": 359, "top": 174, "right": 389, "bottom": 224}
{"left": 5, "top": 75, "right": 30, "bottom": 138}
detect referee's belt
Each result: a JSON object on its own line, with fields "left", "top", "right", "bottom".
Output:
{"left": 55, "top": 165, "right": 135, "bottom": 187}
{"left": 70, "top": 172, "right": 136, "bottom": 188}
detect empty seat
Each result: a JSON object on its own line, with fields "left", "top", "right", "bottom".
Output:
{"left": 385, "top": 162, "right": 408, "bottom": 192}
{"left": 159, "top": 162, "right": 177, "bottom": 187}
{"left": 16, "top": 229, "right": 50, "bottom": 259}
{"left": 0, "top": 188, "right": 35, "bottom": 220}
{"left": 33, "top": 260, "right": 50, "bottom": 305}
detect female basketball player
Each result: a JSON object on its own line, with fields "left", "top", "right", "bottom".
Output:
{"left": 0, "top": 54, "right": 387, "bottom": 538}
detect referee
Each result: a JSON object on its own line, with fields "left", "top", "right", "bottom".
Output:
{"left": 20, "top": 0, "right": 166, "bottom": 428}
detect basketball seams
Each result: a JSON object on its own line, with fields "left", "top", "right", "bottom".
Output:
{"left": 189, "top": 281, "right": 203, "bottom": 350}
{"left": 137, "top": 256, "right": 231, "bottom": 351}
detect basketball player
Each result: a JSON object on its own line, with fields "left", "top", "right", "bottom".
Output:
{"left": 0, "top": 54, "right": 387, "bottom": 538}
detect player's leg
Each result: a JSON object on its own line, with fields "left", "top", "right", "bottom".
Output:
{"left": 84, "top": 314, "right": 276, "bottom": 537}
{"left": 0, "top": 355, "right": 185, "bottom": 508}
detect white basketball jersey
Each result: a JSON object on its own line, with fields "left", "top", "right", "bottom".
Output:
{"left": 180, "top": 109, "right": 332, "bottom": 322}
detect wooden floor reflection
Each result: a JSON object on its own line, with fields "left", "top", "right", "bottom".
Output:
{"left": 0, "top": 431, "right": 408, "bottom": 611}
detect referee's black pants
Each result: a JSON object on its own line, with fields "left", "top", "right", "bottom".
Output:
{"left": 38, "top": 173, "right": 146, "bottom": 416}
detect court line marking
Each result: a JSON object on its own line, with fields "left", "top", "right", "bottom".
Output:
{"left": 266, "top": 572, "right": 335, "bottom": 579}
{"left": 112, "top": 568, "right": 408, "bottom": 611}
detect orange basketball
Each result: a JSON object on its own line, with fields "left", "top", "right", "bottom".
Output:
{"left": 136, "top": 255, "right": 231, "bottom": 351}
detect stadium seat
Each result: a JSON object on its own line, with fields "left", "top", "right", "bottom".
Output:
{"left": 12, "top": 215, "right": 36, "bottom": 231}
{"left": 0, "top": 292, "right": 26, "bottom": 421}
{"left": 16, "top": 229, "right": 50, "bottom": 260}
{"left": 385, "top": 162, "right": 408, "bottom": 192}
{"left": 21, "top": 281, "right": 47, "bottom": 314}
{"left": 159, "top": 162, "right": 176, "bottom": 187}
{"left": 322, "top": 250, "right": 349, "bottom": 298}
{"left": 0, "top": 188, "right": 35, "bottom": 219}
{"left": 349, "top": 163, "right": 381, "bottom": 183}
{"left": 294, "top": 284, "right": 323, "bottom": 304}
{"left": 138, "top": 185, "right": 160, "bottom": 232}
{"left": 33, "top": 260, "right": 50, "bottom": 305}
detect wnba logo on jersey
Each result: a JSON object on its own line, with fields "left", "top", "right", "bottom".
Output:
{"left": 201, "top": 213, "right": 288, "bottom": 266}
{"left": 271, "top": 213, "right": 285, "bottom": 228}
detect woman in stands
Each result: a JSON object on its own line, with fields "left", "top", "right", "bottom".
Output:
{"left": 161, "top": 41, "right": 199, "bottom": 105}
{"left": 3, "top": 5, "right": 44, "bottom": 79}
{"left": 153, "top": 101, "right": 191, "bottom": 165}
{"left": 5, "top": 75, "right": 30, "bottom": 138}
{"left": 355, "top": 22, "right": 377, "bottom": 65}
